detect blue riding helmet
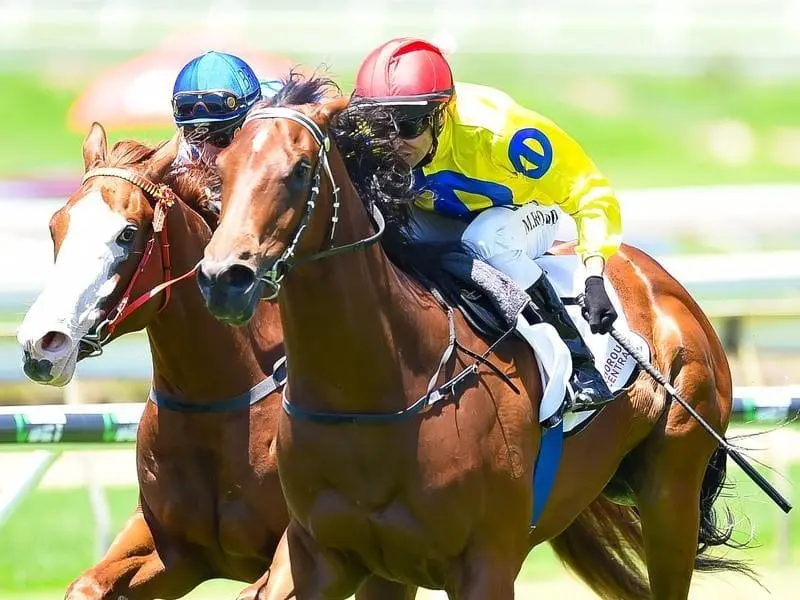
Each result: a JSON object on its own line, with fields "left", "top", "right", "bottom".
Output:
{"left": 172, "top": 51, "right": 263, "bottom": 146}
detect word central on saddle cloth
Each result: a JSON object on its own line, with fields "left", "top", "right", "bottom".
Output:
{"left": 438, "top": 252, "right": 651, "bottom": 435}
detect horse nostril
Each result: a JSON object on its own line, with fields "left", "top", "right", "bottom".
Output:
{"left": 221, "top": 264, "right": 257, "bottom": 292}
{"left": 39, "top": 331, "right": 70, "bottom": 354}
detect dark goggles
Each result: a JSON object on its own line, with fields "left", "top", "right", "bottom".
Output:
{"left": 172, "top": 90, "right": 243, "bottom": 119}
{"left": 392, "top": 113, "right": 433, "bottom": 140}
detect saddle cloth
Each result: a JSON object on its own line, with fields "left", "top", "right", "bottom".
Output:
{"left": 438, "top": 250, "right": 650, "bottom": 434}
{"left": 533, "top": 254, "right": 651, "bottom": 434}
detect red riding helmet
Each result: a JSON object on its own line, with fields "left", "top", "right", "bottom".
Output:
{"left": 354, "top": 38, "right": 454, "bottom": 115}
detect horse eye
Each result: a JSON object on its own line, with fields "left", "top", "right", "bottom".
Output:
{"left": 117, "top": 225, "right": 137, "bottom": 245}
{"left": 291, "top": 160, "right": 311, "bottom": 183}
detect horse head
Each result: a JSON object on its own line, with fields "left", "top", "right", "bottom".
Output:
{"left": 198, "top": 74, "right": 351, "bottom": 324}
{"left": 17, "top": 122, "right": 185, "bottom": 385}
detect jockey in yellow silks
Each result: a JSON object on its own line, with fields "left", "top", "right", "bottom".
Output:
{"left": 353, "top": 37, "right": 621, "bottom": 411}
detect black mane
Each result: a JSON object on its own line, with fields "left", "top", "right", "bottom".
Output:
{"left": 253, "top": 68, "right": 339, "bottom": 110}
{"left": 329, "top": 98, "right": 418, "bottom": 257}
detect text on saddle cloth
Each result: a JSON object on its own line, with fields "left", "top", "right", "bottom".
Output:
{"left": 439, "top": 252, "right": 650, "bottom": 432}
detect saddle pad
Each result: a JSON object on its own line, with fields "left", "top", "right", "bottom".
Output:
{"left": 533, "top": 254, "right": 651, "bottom": 433}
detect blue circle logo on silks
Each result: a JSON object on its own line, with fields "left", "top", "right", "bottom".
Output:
{"left": 508, "top": 128, "right": 553, "bottom": 180}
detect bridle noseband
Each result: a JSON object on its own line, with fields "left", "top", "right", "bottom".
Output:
{"left": 241, "top": 107, "right": 386, "bottom": 299}
{"left": 78, "top": 167, "right": 198, "bottom": 356}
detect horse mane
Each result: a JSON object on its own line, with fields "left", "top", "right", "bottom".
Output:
{"left": 326, "top": 97, "right": 458, "bottom": 298}
{"left": 107, "top": 139, "right": 162, "bottom": 168}
{"left": 105, "top": 138, "right": 220, "bottom": 229}
{"left": 329, "top": 100, "right": 479, "bottom": 304}
{"left": 329, "top": 99, "right": 417, "bottom": 259}
{"left": 164, "top": 162, "right": 221, "bottom": 230}
{"left": 262, "top": 68, "right": 340, "bottom": 108}
{"left": 249, "top": 69, "right": 415, "bottom": 254}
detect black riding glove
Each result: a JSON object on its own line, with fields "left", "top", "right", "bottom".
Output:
{"left": 582, "top": 276, "right": 618, "bottom": 334}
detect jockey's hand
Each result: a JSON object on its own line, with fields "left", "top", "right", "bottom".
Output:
{"left": 582, "top": 276, "right": 617, "bottom": 334}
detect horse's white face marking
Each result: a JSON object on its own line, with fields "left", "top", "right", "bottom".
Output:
{"left": 252, "top": 128, "right": 269, "bottom": 153}
{"left": 17, "top": 191, "right": 132, "bottom": 385}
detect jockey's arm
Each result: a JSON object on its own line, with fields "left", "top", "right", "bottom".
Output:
{"left": 559, "top": 169, "right": 621, "bottom": 274}
{"left": 584, "top": 255, "right": 606, "bottom": 277}
{"left": 502, "top": 105, "right": 622, "bottom": 274}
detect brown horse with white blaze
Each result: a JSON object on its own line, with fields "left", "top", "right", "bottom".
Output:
{"left": 16, "top": 122, "right": 415, "bottom": 600}
{"left": 196, "top": 75, "right": 755, "bottom": 599}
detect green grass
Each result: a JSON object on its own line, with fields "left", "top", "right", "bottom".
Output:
{"left": 0, "top": 71, "right": 168, "bottom": 178}
{"left": 2, "top": 57, "right": 799, "bottom": 187}
{"left": 0, "top": 461, "right": 796, "bottom": 597}
{"left": 0, "top": 487, "right": 138, "bottom": 591}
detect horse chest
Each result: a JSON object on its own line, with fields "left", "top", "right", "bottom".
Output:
{"left": 282, "top": 449, "right": 477, "bottom": 584}
{"left": 299, "top": 488, "right": 470, "bottom": 587}
{"left": 138, "top": 452, "right": 279, "bottom": 556}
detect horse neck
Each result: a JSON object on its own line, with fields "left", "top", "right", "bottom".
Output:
{"left": 279, "top": 167, "right": 449, "bottom": 413}
{"left": 147, "top": 199, "right": 283, "bottom": 403}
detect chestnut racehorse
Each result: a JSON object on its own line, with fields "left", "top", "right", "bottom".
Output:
{"left": 197, "top": 74, "right": 754, "bottom": 600}
{"left": 16, "top": 122, "right": 414, "bottom": 600}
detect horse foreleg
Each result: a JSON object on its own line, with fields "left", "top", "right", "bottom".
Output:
{"left": 252, "top": 519, "right": 366, "bottom": 600}
{"left": 65, "top": 507, "right": 207, "bottom": 600}
{"left": 355, "top": 577, "right": 417, "bottom": 600}
{"left": 450, "top": 546, "right": 517, "bottom": 600}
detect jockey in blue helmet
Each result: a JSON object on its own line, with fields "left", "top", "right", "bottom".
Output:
{"left": 172, "top": 51, "right": 264, "bottom": 165}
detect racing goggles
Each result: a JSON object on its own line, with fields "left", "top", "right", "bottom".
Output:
{"left": 172, "top": 90, "right": 244, "bottom": 119}
{"left": 392, "top": 113, "right": 433, "bottom": 140}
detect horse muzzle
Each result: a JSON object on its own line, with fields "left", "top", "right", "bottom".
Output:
{"left": 196, "top": 259, "right": 264, "bottom": 325}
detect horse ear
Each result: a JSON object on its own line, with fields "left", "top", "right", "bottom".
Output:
{"left": 317, "top": 96, "right": 351, "bottom": 126}
{"left": 82, "top": 122, "right": 108, "bottom": 172}
{"left": 145, "top": 132, "right": 180, "bottom": 180}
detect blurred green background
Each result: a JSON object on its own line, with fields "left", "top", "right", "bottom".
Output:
{"left": 4, "top": 58, "right": 800, "bottom": 188}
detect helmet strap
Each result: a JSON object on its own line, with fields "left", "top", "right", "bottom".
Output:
{"left": 182, "top": 116, "right": 245, "bottom": 147}
{"left": 416, "top": 138, "right": 437, "bottom": 169}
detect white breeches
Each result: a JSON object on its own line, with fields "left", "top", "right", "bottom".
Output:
{"left": 406, "top": 203, "right": 561, "bottom": 289}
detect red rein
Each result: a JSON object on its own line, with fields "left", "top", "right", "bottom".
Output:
{"left": 81, "top": 168, "right": 200, "bottom": 340}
